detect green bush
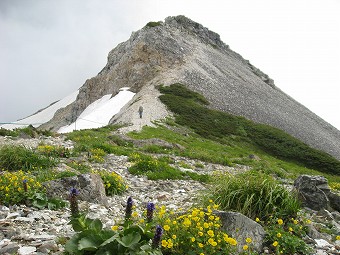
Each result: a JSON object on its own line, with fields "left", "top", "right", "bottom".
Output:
{"left": 0, "top": 145, "right": 58, "bottom": 171}
{"left": 128, "top": 153, "right": 208, "bottom": 182}
{"left": 263, "top": 216, "right": 313, "bottom": 254}
{"left": 37, "top": 144, "right": 71, "bottom": 158}
{"left": 145, "top": 21, "right": 162, "bottom": 28}
{"left": 203, "top": 171, "right": 301, "bottom": 220}
{"left": 0, "top": 128, "right": 18, "bottom": 137}
{"left": 156, "top": 201, "right": 238, "bottom": 255}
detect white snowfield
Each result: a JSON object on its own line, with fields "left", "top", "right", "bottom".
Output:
{"left": 1, "top": 90, "right": 79, "bottom": 130}
{"left": 58, "top": 88, "right": 135, "bottom": 133}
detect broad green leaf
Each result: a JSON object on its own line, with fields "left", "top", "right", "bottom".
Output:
{"left": 116, "top": 232, "right": 141, "bottom": 248}
{"left": 90, "top": 218, "right": 103, "bottom": 232}
{"left": 78, "top": 235, "right": 102, "bottom": 251}
{"left": 99, "top": 234, "right": 118, "bottom": 247}
{"left": 64, "top": 235, "right": 82, "bottom": 254}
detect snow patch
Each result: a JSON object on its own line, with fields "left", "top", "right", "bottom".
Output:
{"left": 1, "top": 90, "right": 79, "bottom": 130}
{"left": 58, "top": 89, "right": 135, "bottom": 133}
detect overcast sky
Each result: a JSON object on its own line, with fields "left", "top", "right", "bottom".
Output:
{"left": 1, "top": 0, "right": 339, "bottom": 130}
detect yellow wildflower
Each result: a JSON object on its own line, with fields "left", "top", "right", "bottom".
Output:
{"left": 207, "top": 230, "right": 214, "bottom": 237}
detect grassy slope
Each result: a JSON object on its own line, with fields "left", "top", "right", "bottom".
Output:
{"left": 156, "top": 83, "right": 340, "bottom": 177}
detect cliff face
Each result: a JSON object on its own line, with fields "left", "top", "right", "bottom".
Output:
{"left": 42, "top": 15, "right": 340, "bottom": 160}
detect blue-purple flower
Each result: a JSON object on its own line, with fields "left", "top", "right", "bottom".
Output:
{"left": 152, "top": 225, "right": 163, "bottom": 248}
{"left": 125, "top": 197, "right": 133, "bottom": 220}
{"left": 22, "top": 179, "right": 28, "bottom": 192}
{"left": 147, "top": 202, "right": 155, "bottom": 222}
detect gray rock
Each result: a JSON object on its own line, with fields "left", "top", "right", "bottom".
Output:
{"left": 214, "top": 211, "right": 265, "bottom": 253}
{"left": 0, "top": 243, "right": 20, "bottom": 254}
{"left": 294, "top": 175, "right": 331, "bottom": 211}
{"left": 317, "top": 209, "right": 334, "bottom": 220}
{"left": 327, "top": 191, "right": 340, "bottom": 212}
{"left": 43, "top": 173, "right": 108, "bottom": 207}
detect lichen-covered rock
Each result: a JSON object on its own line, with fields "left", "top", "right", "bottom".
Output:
{"left": 215, "top": 211, "right": 266, "bottom": 253}
{"left": 43, "top": 173, "right": 108, "bottom": 207}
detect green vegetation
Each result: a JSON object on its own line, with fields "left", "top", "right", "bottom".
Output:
{"left": 92, "top": 169, "right": 127, "bottom": 195}
{"left": 128, "top": 153, "right": 209, "bottom": 182}
{"left": 145, "top": 21, "right": 162, "bottom": 28}
{"left": 158, "top": 83, "right": 340, "bottom": 176}
{"left": 203, "top": 170, "right": 301, "bottom": 220}
{"left": 0, "top": 125, "right": 53, "bottom": 137}
{"left": 0, "top": 145, "right": 58, "bottom": 171}
{"left": 65, "top": 125, "right": 133, "bottom": 156}
{"left": 1, "top": 82, "right": 340, "bottom": 254}
{"left": 156, "top": 201, "right": 239, "bottom": 255}
{"left": 264, "top": 216, "right": 313, "bottom": 255}
{"left": 65, "top": 199, "right": 163, "bottom": 255}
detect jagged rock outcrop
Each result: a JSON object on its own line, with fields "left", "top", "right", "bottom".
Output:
{"left": 294, "top": 175, "right": 340, "bottom": 212}
{"left": 41, "top": 15, "right": 340, "bottom": 159}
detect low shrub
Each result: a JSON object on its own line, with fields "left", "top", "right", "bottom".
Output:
{"left": 0, "top": 170, "right": 67, "bottom": 209}
{"left": 263, "top": 216, "right": 313, "bottom": 254}
{"left": 128, "top": 153, "right": 209, "bottom": 182}
{"left": 156, "top": 201, "right": 239, "bottom": 255}
{"left": 0, "top": 170, "right": 42, "bottom": 205}
{"left": 145, "top": 21, "right": 162, "bottom": 28}
{"left": 92, "top": 170, "right": 127, "bottom": 195}
{"left": 203, "top": 171, "right": 301, "bottom": 220}
{"left": 0, "top": 145, "right": 58, "bottom": 171}
{"left": 37, "top": 144, "right": 71, "bottom": 158}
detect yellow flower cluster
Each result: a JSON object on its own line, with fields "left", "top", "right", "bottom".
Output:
{"left": 157, "top": 201, "right": 238, "bottom": 254}
{"left": 92, "top": 170, "right": 127, "bottom": 195}
{"left": 0, "top": 170, "right": 41, "bottom": 205}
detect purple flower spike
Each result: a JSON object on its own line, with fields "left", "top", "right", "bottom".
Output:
{"left": 147, "top": 202, "right": 155, "bottom": 222}
{"left": 70, "top": 187, "right": 79, "bottom": 196}
{"left": 22, "top": 179, "right": 28, "bottom": 192}
{"left": 125, "top": 197, "right": 133, "bottom": 220}
{"left": 152, "top": 225, "right": 163, "bottom": 248}
{"left": 69, "top": 187, "right": 79, "bottom": 217}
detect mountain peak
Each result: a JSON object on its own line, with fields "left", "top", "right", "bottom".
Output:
{"left": 2, "top": 16, "right": 340, "bottom": 160}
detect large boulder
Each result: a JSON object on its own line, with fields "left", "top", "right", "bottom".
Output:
{"left": 294, "top": 175, "right": 340, "bottom": 212}
{"left": 43, "top": 173, "right": 108, "bottom": 207}
{"left": 215, "top": 211, "right": 265, "bottom": 253}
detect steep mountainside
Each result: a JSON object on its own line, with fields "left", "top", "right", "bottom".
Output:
{"left": 10, "top": 16, "right": 340, "bottom": 159}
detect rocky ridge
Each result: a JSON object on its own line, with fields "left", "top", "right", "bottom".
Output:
{"left": 1, "top": 135, "right": 340, "bottom": 255}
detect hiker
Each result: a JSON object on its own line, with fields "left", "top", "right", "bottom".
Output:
{"left": 138, "top": 106, "right": 144, "bottom": 118}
